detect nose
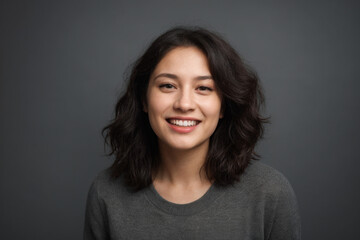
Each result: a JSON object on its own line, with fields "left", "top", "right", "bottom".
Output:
{"left": 173, "top": 88, "right": 195, "bottom": 112}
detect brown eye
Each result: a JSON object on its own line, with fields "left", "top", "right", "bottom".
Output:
{"left": 197, "top": 86, "right": 213, "bottom": 91}
{"left": 159, "top": 84, "right": 175, "bottom": 89}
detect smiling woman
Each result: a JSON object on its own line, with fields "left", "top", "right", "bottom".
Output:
{"left": 84, "top": 27, "right": 301, "bottom": 239}
{"left": 145, "top": 47, "right": 222, "bottom": 152}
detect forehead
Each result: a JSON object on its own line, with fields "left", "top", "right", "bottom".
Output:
{"left": 151, "top": 46, "right": 211, "bottom": 78}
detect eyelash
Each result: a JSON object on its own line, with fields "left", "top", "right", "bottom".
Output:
{"left": 197, "top": 86, "right": 213, "bottom": 92}
{"left": 159, "top": 84, "right": 213, "bottom": 92}
{"left": 159, "top": 83, "right": 175, "bottom": 89}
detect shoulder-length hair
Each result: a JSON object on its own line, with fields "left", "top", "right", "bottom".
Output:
{"left": 103, "top": 26, "right": 268, "bottom": 190}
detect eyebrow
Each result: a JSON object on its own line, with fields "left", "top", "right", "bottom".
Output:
{"left": 153, "top": 73, "right": 213, "bottom": 81}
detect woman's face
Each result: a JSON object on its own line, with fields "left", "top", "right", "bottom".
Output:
{"left": 145, "top": 46, "right": 222, "bottom": 151}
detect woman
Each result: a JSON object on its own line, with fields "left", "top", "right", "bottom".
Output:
{"left": 84, "top": 27, "right": 301, "bottom": 239}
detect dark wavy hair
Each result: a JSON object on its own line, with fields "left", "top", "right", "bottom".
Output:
{"left": 103, "top": 26, "right": 268, "bottom": 190}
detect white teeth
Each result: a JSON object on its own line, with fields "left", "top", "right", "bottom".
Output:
{"left": 169, "top": 119, "right": 198, "bottom": 127}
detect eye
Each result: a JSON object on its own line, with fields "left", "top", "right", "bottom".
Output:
{"left": 197, "top": 86, "right": 213, "bottom": 91}
{"left": 159, "top": 83, "right": 176, "bottom": 92}
{"left": 159, "top": 83, "right": 175, "bottom": 89}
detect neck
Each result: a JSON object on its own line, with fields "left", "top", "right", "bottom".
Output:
{"left": 154, "top": 141, "right": 210, "bottom": 186}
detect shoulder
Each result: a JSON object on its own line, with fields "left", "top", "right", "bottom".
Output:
{"left": 234, "top": 161, "right": 298, "bottom": 203}
{"left": 87, "top": 168, "right": 132, "bottom": 201}
{"left": 91, "top": 168, "right": 114, "bottom": 188}
{"left": 240, "top": 162, "right": 301, "bottom": 239}
{"left": 244, "top": 161, "right": 292, "bottom": 185}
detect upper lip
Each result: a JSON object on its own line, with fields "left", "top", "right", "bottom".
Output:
{"left": 166, "top": 116, "right": 201, "bottom": 121}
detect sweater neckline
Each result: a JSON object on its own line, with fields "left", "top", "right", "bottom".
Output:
{"left": 144, "top": 182, "right": 224, "bottom": 216}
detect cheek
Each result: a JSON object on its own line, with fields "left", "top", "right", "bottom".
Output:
{"left": 147, "top": 95, "right": 168, "bottom": 115}
{"left": 203, "top": 98, "right": 222, "bottom": 119}
{"left": 146, "top": 93, "right": 172, "bottom": 127}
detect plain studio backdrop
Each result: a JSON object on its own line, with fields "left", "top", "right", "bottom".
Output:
{"left": 1, "top": 0, "right": 359, "bottom": 239}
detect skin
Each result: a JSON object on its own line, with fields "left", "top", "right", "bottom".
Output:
{"left": 145, "top": 46, "right": 223, "bottom": 204}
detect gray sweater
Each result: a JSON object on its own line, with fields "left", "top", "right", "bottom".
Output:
{"left": 84, "top": 161, "right": 301, "bottom": 239}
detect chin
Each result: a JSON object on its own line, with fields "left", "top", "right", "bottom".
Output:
{"left": 172, "top": 144, "right": 198, "bottom": 151}
{"left": 165, "top": 139, "right": 208, "bottom": 151}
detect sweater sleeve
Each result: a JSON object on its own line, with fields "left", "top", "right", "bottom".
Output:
{"left": 83, "top": 180, "right": 110, "bottom": 240}
{"left": 267, "top": 177, "right": 301, "bottom": 240}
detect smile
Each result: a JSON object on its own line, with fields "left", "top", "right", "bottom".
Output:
{"left": 167, "top": 119, "right": 200, "bottom": 127}
{"left": 166, "top": 118, "right": 201, "bottom": 133}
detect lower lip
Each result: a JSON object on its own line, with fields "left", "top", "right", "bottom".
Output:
{"left": 167, "top": 122, "right": 199, "bottom": 133}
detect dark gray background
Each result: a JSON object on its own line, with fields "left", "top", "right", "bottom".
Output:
{"left": 1, "top": 0, "right": 359, "bottom": 239}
